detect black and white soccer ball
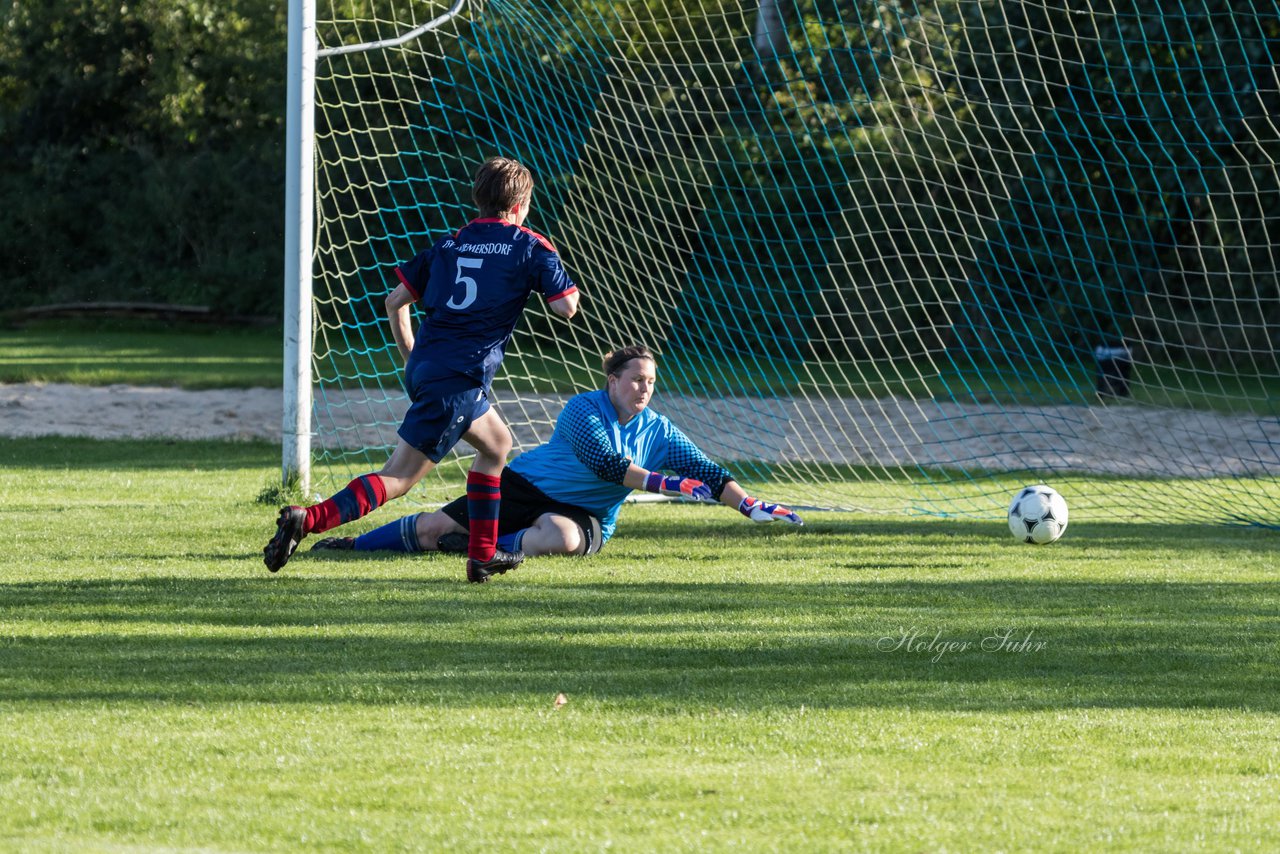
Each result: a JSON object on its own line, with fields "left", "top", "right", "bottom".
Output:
{"left": 1008, "top": 485, "right": 1068, "bottom": 545}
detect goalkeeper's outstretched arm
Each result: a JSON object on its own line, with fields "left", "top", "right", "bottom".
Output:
{"left": 717, "top": 479, "right": 750, "bottom": 510}
{"left": 658, "top": 422, "right": 804, "bottom": 525}
{"left": 621, "top": 464, "right": 712, "bottom": 500}
{"left": 622, "top": 464, "right": 803, "bottom": 525}
{"left": 716, "top": 480, "right": 803, "bottom": 525}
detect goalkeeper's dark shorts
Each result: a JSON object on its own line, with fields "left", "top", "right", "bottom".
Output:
{"left": 440, "top": 467, "right": 603, "bottom": 556}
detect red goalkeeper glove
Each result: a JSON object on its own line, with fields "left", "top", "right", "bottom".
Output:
{"left": 739, "top": 496, "right": 804, "bottom": 525}
{"left": 645, "top": 472, "right": 712, "bottom": 501}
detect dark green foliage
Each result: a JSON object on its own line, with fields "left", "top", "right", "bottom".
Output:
{"left": 0, "top": 143, "right": 283, "bottom": 313}
{"left": 948, "top": 2, "right": 1280, "bottom": 362}
{"left": 0, "top": 0, "right": 286, "bottom": 314}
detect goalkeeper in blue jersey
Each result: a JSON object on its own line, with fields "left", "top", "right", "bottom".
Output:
{"left": 264, "top": 157, "right": 580, "bottom": 582}
{"left": 310, "top": 345, "right": 803, "bottom": 567}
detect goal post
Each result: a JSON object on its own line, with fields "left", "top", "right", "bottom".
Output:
{"left": 286, "top": 0, "right": 1280, "bottom": 526}
{"left": 281, "top": 0, "right": 316, "bottom": 495}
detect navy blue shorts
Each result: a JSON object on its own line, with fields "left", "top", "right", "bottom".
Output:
{"left": 397, "top": 375, "right": 491, "bottom": 463}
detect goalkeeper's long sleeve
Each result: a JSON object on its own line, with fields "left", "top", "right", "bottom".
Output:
{"left": 660, "top": 424, "right": 733, "bottom": 500}
{"left": 559, "top": 395, "right": 632, "bottom": 484}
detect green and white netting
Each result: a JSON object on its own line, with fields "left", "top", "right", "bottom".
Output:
{"left": 305, "top": 0, "right": 1280, "bottom": 524}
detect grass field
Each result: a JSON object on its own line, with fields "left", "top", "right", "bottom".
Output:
{"left": 0, "top": 320, "right": 282, "bottom": 389}
{"left": 2, "top": 437, "right": 1278, "bottom": 850}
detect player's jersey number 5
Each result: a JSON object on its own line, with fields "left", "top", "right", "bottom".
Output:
{"left": 447, "top": 257, "right": 482, "bottom": 310}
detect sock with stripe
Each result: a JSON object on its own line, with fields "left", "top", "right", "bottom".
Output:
{"left": 305, "top": 474, "right": 388, "bottom": 535}
{"left": 354, "top": 513, "right": 423, "bottom": 553}
{"left": 466, "top": 471, "right": 501, "bottom": 562}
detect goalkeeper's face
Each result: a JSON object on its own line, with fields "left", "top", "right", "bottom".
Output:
{"left": 606, "top": 357, "right": 657, "bottom": 423}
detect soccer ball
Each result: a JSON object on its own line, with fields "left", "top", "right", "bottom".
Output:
{"left": 1008, "top": 485, "right": 1068, "bottom": 545}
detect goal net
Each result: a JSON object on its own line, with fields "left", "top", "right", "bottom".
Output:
{"left": 301, "top": 0, "right": 1280, "bottom": 525}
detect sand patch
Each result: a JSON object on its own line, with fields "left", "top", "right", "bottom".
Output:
{"left": 2, "top": 383, "right": 1276, "bottom": 477}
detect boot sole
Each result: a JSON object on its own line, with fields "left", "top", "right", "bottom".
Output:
{"left": 264, "top": 507, "right": 306, "bottom": 572}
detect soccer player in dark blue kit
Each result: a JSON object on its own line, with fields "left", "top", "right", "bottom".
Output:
{"left": 264, "top": 157, "right": 580, "bottom": 582}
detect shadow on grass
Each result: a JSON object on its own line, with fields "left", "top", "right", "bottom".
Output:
{"left": 0, "top": 438, "right": 278, "bottom": 471}
{"left": 2, "top": 574, "right": 1277, "bottom": 711}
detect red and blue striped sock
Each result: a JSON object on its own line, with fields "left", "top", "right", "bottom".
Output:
{"left": 305, "top": 474, "right": 387, "bottom": 534}
{"left": 466, "top": 471, "right": 501, "bottom": 562}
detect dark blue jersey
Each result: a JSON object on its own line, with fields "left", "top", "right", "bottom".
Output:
{"left": 395, "top": 218, "right": 577, "bottom": 387}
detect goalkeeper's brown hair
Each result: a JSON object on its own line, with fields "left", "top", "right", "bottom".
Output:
{"left": 472, "top": 157, "right": 534, "bottom": 218}
{"left": 603, "top": 345, "right": 655, "bottom": 378}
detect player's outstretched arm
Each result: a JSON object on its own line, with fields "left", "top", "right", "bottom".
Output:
{"left": 619, "top": 464, "right": 711, "bottom": 500}
{"left": 739, "top": 496, "right": 804, "bottom": 525}
{"left": 718, "top": 479, "right": 804, "bottom": 525}
{"left": 548, "top": 289, "right": 579, "bottom": 319}
{"left": 385, "top": 283, "right": 417, "bottom": 363}
{"left": 646, "top": 471, "right": 711, "bottom": 501}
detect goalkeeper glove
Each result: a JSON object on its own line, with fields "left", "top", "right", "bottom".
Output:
{"left": 739, "top": 496, "right": 804, "bottom": 525}
{"left": 645, "top": 472, "right": 712, "bottom": 501}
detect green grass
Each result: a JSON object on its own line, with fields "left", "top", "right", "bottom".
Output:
{"left": 2, "top": 437, "right": 1279, "bottom": 850}
{"left": 5, "top": 320, "right": 1277, "bottom": 414}
{"left": 0, "top": 320, "right": 282, "bottom": 389}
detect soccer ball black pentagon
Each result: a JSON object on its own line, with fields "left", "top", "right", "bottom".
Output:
{"left": 1008, "top": 485, "right": 1069, "bottom": 545}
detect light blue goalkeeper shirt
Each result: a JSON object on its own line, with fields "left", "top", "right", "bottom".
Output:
{"left": 507, "top": 389, "right": 732, "bottom": 543}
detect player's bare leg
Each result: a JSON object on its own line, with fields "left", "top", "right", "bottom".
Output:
{"left": 412, "top": 511, "right": 467, "bottom": 552}
{"left": 372, "top": 440, "right": 436, "bottom": 500}
{"left": 519, "top": 513, "right": 584, "bottom": 556}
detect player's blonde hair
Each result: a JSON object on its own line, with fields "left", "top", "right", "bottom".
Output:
{"left": 603, "top": 345, "right": 656, "bottom": 378}
{"left": 472, "top": 157, "right": 534, "bottom": 218}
